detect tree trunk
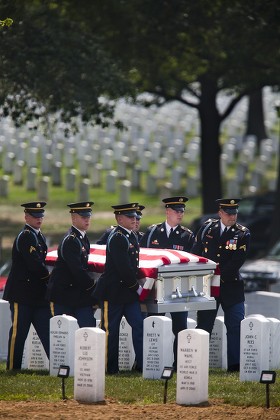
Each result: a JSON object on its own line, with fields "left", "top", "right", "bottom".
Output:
{"left": 268, "top": 111, "right": 280, "bottom": 249}
{"left": 245, "top": 89, "right": 268, "bottom": 147}
{"left": 199, "top": 79, "right": 222, "bottom": 214}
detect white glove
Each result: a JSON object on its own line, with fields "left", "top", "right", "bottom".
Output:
{"left": 137, "top": 285, "right": 143, "bottom": 296}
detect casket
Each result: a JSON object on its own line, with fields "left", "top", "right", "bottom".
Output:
{"left": 46, "top": 245, "right": 217, "bottom": 313}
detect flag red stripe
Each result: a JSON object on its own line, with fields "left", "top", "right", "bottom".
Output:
{"left": 46, "top": 245, "right": 213, "bottom": 279}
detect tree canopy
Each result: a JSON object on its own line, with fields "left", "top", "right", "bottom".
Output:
{"left": 84, "top": 0, "right": 280, "bottom": 211}
{"left": 0, "top": 0, "right": 133, "bottom": 133}
{"left": 1, "top": 0, "right": 280, "bottom": 220}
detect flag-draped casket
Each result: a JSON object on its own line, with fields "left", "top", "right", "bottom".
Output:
{"left": 46, "top": 245, "right": 217, "bottom": 313}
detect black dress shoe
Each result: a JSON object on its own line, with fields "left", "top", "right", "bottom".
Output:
{"left": 227, "top": 364, "right": 240, "bottom": 372}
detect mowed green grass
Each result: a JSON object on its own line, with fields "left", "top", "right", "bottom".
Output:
{"left": 0, "top": 363, "right": 279, "bottom": 406}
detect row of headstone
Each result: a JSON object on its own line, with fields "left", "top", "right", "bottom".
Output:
{"left": 0, "top": 87, "right": 279, "bottom": 201}
{"left": 0, "top": 159, "right": 276, "bottom": 203}
{"left": 240, "top": 315, "right": 280, "bottom": 382}
{"left": 2, "top": 300, "right": 279, "bottom": 380}
{"left": 1, "top": 133, "right": 277, "bottom": 175}
{"left": 1, "top": 299, "right": 280, "bottom": 404}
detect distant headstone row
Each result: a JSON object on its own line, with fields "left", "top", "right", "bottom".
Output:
{"left": 0, "top": 87, "right": 279, "bottom": 201}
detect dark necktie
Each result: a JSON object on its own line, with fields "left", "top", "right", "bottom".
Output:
{"left": 130, "top": 232, "right": 136, "bottom": 242}
{"left": 221, "top": 227, "right": 228, "bottom": 238}
{"left": 38, "top": 231, "right": 43, "bottom": 241}
{"left": 169, "top": 228, "right": 173, "bottom": 237}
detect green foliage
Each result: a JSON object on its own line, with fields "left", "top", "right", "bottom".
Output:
{"left": 0, "top": 1, "right": 134, "bottom": 133}
{"left": 0, "top": 17, "right": 13, "bottom": 27}
{"left": 0, "top": 363, "right": 279, "bottom": 407}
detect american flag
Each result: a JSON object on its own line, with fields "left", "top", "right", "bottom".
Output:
{"left": 46, "top": 245, "right": 216, "bottom": 300}
{"left": 46, "top": 244, "right": 210, "bottom": 277}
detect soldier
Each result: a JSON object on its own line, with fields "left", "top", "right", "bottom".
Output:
{"left": 139, "top": 196, "right": 194, "bottom": 370}
{"left": 4, "top": 202, "right": 51, "bottom": 370}
{"left": 191, "top": 198, "right": 250, "bottom": 372}
{"left": 134, "top": 205, "right": 145, "bottom": 242}
{"left": 46, "top": 201, "right": 96, "bottom": 327}
{"left": 93, "top": 203, "right": 143, "bottom": 374}
{"left": 96, "top": 204, "right": 145, "bottom": 245}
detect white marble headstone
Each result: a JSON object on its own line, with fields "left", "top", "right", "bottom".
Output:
{"left": 0, "top": 299, "right": 11, "bottom": 360}
{"left": 176, "top": 328, "right": 209, "bottom": 405}
{"left": 49, "top": 314, "right": 79, "bottom": 376}
{"left": 267, "top": 317, "right": 280, "bottom": 369}
{"left": 187, "top": 318, "right": 197, "bottom": 329}
{"left": 22, "top": 324, "right": 49, "bottom": 370}
{"left": 240, "top": 316, "right": 270, "bottom": 382}
{"left": 143, "top": 316, "right": 173, "bottom": 379}
{"left": 74, "top": 327, "right": 105, "bottom": 403}
{"left": 209, "top": 316, "right": 227, "bottom": 369}
{"left": 118, "top": 316, "right": 135, "bottom": 371}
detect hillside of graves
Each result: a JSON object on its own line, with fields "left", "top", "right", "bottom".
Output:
{"left": 0, "top": 88, "right": 279, "bottom": 256}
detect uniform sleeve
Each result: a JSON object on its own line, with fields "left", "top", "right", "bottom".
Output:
{"left": 60, "top": 237, "right": 95, "bottom": 291}
{"left": 220, "top": 230, "right": 251, "bottom": 279}
{"left": 17, "top": 231, "right": 49, "bottom": 280}
{"left": 108, "top": 234, "right": 139, "bottom": 291}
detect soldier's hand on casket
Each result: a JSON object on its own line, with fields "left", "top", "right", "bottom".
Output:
{"left": 138, "top": 278, "right": 147, "bottom": 287}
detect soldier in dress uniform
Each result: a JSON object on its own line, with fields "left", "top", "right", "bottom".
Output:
{"left": 3, "top": 202, "right": 51, "bottom": 370}
{"left": 191, "top": 198, "right": 250, "bottom": 372}
{"left": 139, "top": 196, "right": 195, "bottom": 370}
{"left": 135, "top": 205, "right": 145, "bottom": 242}
{"left": 93, "top": 203, "right": 143, "bottom": 374}
{"left": 46, "top": 201, "right": 96, "bottom": 328}
{"left": 96, "top": 204, "right": 145, "bottom": 245}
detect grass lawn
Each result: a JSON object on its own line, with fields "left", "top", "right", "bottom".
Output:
{"left": 0, "top": 363, "right": 279, "bottom": 407}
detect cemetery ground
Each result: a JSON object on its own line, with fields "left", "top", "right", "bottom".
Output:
{"left": 0, "top": 364, "right": 280, "bottom": 419}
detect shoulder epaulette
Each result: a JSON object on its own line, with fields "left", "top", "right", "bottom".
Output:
{"left": 181, "top": 226, "right": 193, "bottom": 234}
{"left": 200, "top": 219, "right": 219, "bottom": 242}
{"left": 148, "top": 223, "right": 161, "bottom": 229}
{"left": 204, "top": 218, "right": 218, "bottom": 225}
{"left": 16, "top": 228, "right": 38, "bottom": 252}
{"left": 69, "top": 233, "right": 77, "bottom": 239}
{"left": 115, "top": 229, "right": 126, "bottom": 236}
{"left": 60, "top": 233, "right": 82, "bottom": 260}
{"left": 107, "top": 229, "right": 129, "bottom": 252}
{"left": 235, "top": 223, "right": 249, "bottom": 232}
